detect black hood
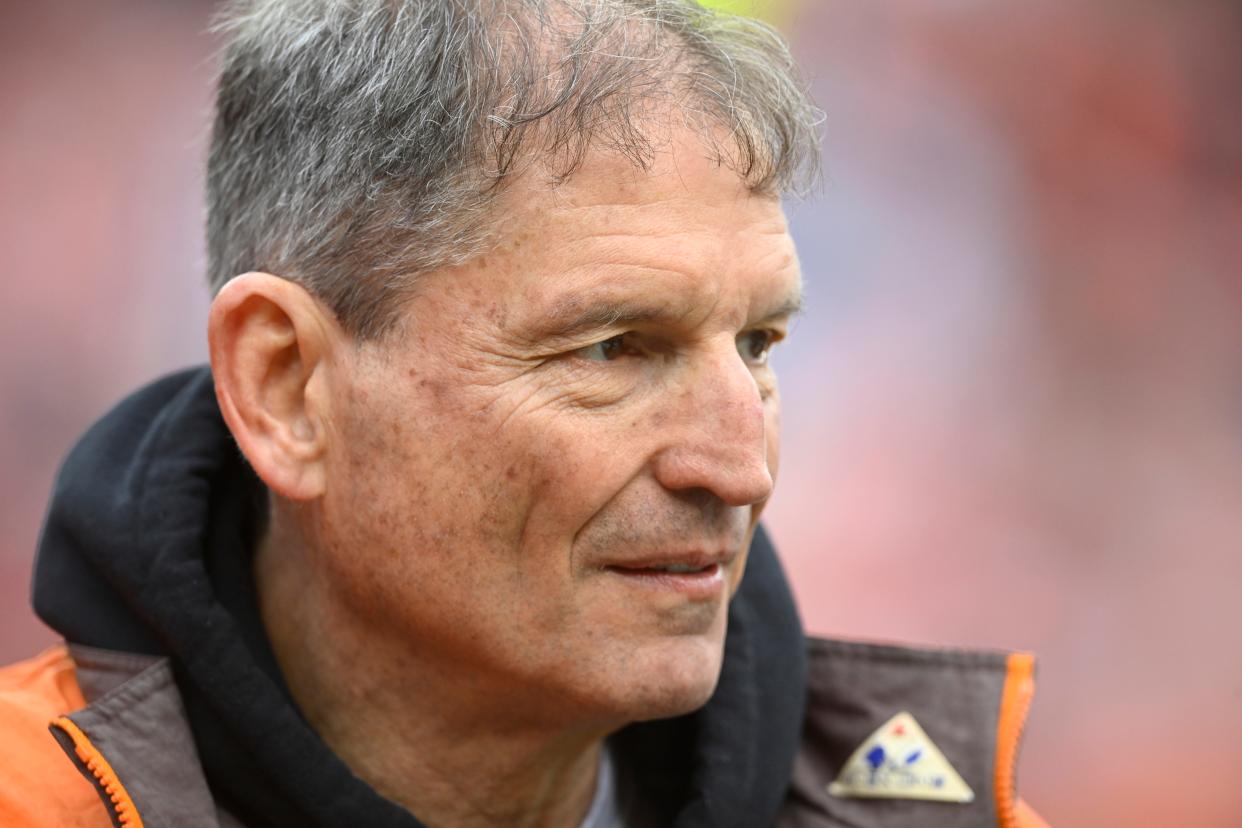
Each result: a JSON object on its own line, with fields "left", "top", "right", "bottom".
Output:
{"left": 33, "top": 366, "right": 807, "bottom": 827}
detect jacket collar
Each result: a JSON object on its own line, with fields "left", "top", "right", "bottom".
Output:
{"left": 51, "top": 637, "right": 1036, "bottom": 828}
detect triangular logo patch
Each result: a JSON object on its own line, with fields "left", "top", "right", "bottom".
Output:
{"left": 827, "top": 711, "right": 975, "bottom": 803}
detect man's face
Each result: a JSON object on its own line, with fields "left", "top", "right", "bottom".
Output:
{"left": 316, "top": 130, "right": 801, "bottom": 729}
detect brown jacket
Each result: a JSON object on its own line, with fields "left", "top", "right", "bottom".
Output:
{"left": 0, "top": 638, "right": 1048, "bottom": 828}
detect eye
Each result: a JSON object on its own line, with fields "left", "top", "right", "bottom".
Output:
{"left": 574, "top": 334, "right": 632, "bottom": 362}
{"left": 737, "top": 329, "right": 779, "bottom": 366}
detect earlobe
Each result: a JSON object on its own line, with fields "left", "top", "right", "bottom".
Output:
{"left": 208, "top": 272, "right": 338, "bottom": 501}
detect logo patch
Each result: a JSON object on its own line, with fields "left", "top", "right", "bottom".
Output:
{"left": 826, "top": 711, "right": 974, "bottom": 803}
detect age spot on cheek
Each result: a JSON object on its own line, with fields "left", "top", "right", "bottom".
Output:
{"left": 486, "top": 302, "right": 507, "bottom": 327}
{"left": 416, "top": 378, "right": 444, "bottom": 401}
{"left": 627, "top": 410, "right": 667, "bottom": 431}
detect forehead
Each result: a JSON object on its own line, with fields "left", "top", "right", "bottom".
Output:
{"left": 474, "top": 132, "right": 801, "bottom": 326}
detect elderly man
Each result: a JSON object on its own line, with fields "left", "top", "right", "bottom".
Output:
{"left": 0, "top": 1, "right": 1048, "bottom": 826}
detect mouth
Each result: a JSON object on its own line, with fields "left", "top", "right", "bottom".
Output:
{"left": 602, "top": 558, "right": 729, "bottom": 599}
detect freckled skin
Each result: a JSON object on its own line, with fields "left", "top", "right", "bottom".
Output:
{"left": 307, "top": 131, "right": 801, "bottom": 733}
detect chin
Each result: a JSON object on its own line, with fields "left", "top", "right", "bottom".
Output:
{"left": 616, "top": 635, "right": 726, "bottom": 723}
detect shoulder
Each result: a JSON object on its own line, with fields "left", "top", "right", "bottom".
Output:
{"left": 0, "top": 645, "right": 111, "bottom": 828}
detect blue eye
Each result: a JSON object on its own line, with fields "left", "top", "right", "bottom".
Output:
{"left": 576, "top": 334, "right": 628, "bottom": 362}
{"left": 737, "top": 330, "right": 777, "bottom": 365}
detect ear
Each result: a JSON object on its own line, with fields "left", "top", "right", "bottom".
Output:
{"left": 208, "top": 272, "right": 342, "bottom": 501}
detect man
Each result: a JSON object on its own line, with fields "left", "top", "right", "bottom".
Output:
{"left": 0, "top": 1, "right": 1048, "bottom": 826}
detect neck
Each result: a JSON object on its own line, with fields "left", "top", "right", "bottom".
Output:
{"left": 254, "top": 512, "right": 608, "bottom": 828}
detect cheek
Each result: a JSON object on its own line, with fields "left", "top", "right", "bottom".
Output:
{"left": 319, "top": 372, "right": 512, "bottom": 569}
{"left": 324, "top": 365, "right": 623, "bottom": 577}
{"left": 312, "top": 383, "right": 550, "bottom": 658}
{"left": 728, "top": 392, "right": 779, "bottom": 598}
{"left": 490, "top": 415, "right": 638, "bottom": 559}
{"left": 765, "top": 388, "right": 782, "bottom": 483}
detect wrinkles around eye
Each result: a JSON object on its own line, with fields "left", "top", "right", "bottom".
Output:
{"left": 574, "top": 334, "right": 632, "bottom": 363}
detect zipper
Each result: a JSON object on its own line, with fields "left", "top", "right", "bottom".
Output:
{"left": 50, "top": 715, "right": 146, "bottom": 828}
{"left": 993, "top": 652, "right": 1036, "bottom": 828}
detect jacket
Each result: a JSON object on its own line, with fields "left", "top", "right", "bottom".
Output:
{"left": 0, "top": 368, "right": 1050, "bottom": 827}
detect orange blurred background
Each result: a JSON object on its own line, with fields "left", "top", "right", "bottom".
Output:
{"left": 3, "top": 2, "right": 1240, "bottom": 825}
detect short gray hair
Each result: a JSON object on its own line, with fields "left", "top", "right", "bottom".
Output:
{"left": 207, "top": 0, "right": 822, "bottom": 338}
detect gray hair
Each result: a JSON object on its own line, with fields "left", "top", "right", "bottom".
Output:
{"left": 207, "top": 0, "right": 823, "bottom": 339}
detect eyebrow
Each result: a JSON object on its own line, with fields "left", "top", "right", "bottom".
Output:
{"left": 759, "top": 294, "right": 805, "bottom": 323}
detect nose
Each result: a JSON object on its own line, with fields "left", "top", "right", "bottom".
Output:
{"left": 650, "top": 343, "right": 775, "bottom": 507}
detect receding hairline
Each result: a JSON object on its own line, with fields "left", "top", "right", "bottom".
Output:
{"left": 205, "top": 0, "right": 823, "bottom": 339}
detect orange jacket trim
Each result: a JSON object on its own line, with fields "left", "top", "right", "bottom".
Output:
{"left": 49, "top": 714, "right": 145, "bottom": 828}
{"left": 996, "top": 651, "right": 1041, "bottom": 828}
{"left": 0, "top": 644, "right": 111, "bottom": 827}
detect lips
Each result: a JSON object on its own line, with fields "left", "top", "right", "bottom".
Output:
{"left": 603, "top": 550, "right": 734, "bottom": 573}
{"left": 639, "top": 562, "right": 710, "bottom": 574}
{"left": 602, "top": 552, "right": 733, "bottom": 599}
{"left": 606, "top": 562, "right": 719, "bottom": 576}
{"left": 609, "top": 562, "right": 715, "bottom": 575}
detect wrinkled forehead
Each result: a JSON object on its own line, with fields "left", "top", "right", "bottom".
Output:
{"left": 494, "top": 125, "right": 791, "bottom": 245}
{"left": 462, "top": 129, "right": 801, "bottom": 331}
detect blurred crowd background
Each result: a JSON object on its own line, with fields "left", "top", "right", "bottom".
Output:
{"left": 3, "top": 1, "right": 1240, "bottom": 825}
